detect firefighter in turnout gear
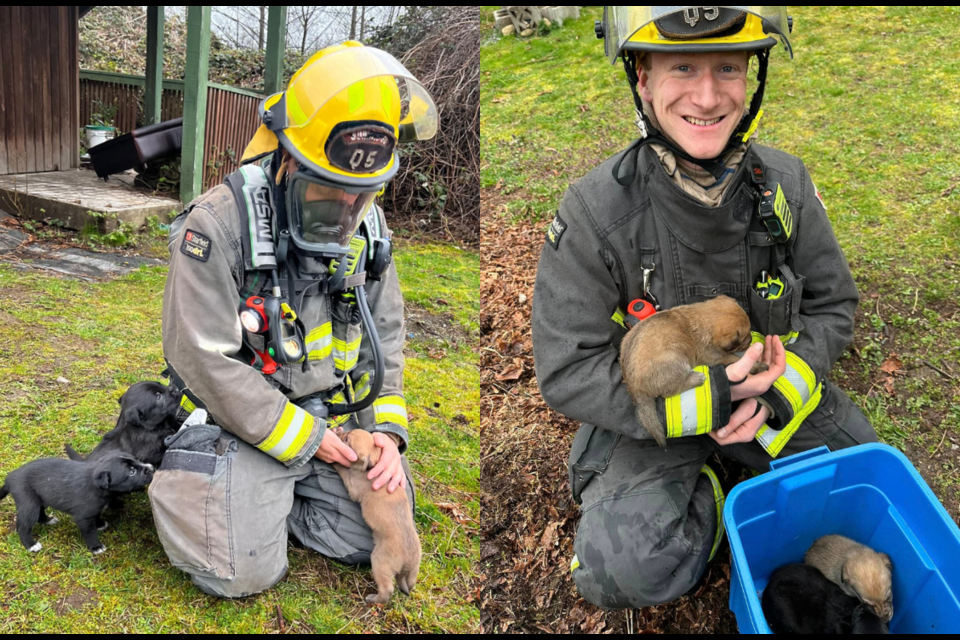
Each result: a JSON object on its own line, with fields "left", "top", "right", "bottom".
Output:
{"left": 532, "top": 7, "right": 879, "bottom": 608}
{"left": 149, "top": 42, "right": 438, "bottom": 598}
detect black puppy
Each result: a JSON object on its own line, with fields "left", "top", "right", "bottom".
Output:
{"left": 66, "top": 381, "right": 182, "bottom": 467}
{"left": 762, "top": 563, "right": 861, "bottom": 634}
{"left": 0, "top": 453, "right": 154, "bottom": 554}
{"left": 852, "top": 603, "right": 890, "bottom": 634}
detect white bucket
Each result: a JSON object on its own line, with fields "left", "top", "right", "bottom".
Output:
{"left": 85, "top": 125, "right": 115, "bottom": 149}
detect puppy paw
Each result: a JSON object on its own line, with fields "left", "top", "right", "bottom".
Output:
{"left": 28, "top": 542, "right": 42, "bottom": 553}
{"left": 97, "top": 521, "right": 109, "bottom": 531}
{"left": 364, "top": 594, "right": 389, "bottom": 606}
{"left": 91, "top": 546, "right": 107, "bottom": 555}
{"left": 749, "top": 361, "right": 769, "bottom": 374}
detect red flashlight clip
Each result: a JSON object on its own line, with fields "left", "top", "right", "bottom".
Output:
{"left": 627, "top": 298, "right": 657, "bottom": 323}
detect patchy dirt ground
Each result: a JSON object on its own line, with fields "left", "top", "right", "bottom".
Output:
{"left": 477, "top": 204, "right": 740, "bottom": 634}
{"left": 477, "top": 188, "right": 960, "bottom": 634}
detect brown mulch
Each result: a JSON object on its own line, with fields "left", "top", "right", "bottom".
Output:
{"left": 477, "top": 191, "right": 741, "bottom": 634}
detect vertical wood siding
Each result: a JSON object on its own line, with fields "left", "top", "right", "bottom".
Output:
{"left": 0, "top": 6, "right": 78, "bottom": 175}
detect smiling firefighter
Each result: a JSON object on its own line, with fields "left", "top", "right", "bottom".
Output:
{"left": 531, "top": 6, "right": 880, "bottom": 608}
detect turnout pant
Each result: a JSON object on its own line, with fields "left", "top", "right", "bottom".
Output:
{"left": 570, "top": 381, "right": 877, "bottom": 609}
{"left": 148, "top": 423, "right": 415, "bottom": 598}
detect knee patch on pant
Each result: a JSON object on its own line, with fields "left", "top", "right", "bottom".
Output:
{"left": 571, "top": 487, "right": 714, "bottom": 609}
{"left": 191, "top": 564, "right": 288, "bottom": 599}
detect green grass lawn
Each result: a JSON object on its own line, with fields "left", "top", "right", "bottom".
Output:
{"left": 482, "top": 7, "right": 960, "bottom": 505}
{"left": 0, "top": 241, "right": 480, "bottom": 633}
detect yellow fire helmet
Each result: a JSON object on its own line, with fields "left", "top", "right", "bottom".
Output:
{"left": 242, "top": 42, "right": 438, "bottom": 257}
{"left": 242, "top": 41, "right": 438, "bottom": 189}
{"left": 597, "top": 6, "right": 793, "bottom": 64}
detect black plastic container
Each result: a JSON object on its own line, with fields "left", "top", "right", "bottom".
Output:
{"left": 88, "top": 117, "right": 183, "bottom": 180}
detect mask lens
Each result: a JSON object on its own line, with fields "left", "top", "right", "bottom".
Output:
{"left": 288, "top": 175, "right": 376, "bottom": 253}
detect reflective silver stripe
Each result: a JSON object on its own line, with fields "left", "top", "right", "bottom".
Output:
{"left": 306, "top": 333, "right": 333, "bottom": 352}
{"left": 677, "top": 386, "right": 701, "bottom": 437}
{"left": 373, "top": 398, "right": 408, "bottom": 428}
{"left": 756, "top": 382, "right": 824, "bottom": 457}
{"left": 263, "top": 405, "right": 308, "bottom": 459}
{"left": 781, "top": 363, "right": 812, "bottom": 407}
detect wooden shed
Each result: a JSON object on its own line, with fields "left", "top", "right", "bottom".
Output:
{"left": 0, "top": 6, "right": 288, "bottom": 217}
{"left": 0, "top": 6, "right": 82, "bottom": 175}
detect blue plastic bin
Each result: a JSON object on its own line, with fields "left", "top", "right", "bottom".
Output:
{"left": 723, "top": 443, "right": 960, "bottom": 633}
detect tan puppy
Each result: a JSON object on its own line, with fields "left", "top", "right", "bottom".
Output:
{"left": 335, "top": 429, "right": 421, "bottom": 605}
{"left": 620, "top": 295, "right": 758, "bottom": 447}
{"left": 805, "top": 534, "right": 894, "bottom": 623}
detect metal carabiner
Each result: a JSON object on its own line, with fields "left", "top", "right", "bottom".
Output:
{"left": 642, "top": 263, "right": 661, "bottom": 310}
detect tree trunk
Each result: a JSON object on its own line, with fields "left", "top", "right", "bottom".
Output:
{"left": 258, "top": 6, "right": 265, "bottom": 50}
{"left": 360, "top": 6, "right": 366, "bottom": 41}
{"left": 350, "top": 5, "right": 357, "bottom": 40}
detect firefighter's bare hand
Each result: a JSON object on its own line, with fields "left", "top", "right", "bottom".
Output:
{"left": 368, "top": 432, "right": 406, "bottom": 493}
{"left": 727, "top": 335, "right": 786, "bottom": 402}
{"left": 315, "top": 428, "right": 358, "bottom": 467}
{"left": 709, "top": 398, "right": 770, "bottom": 445}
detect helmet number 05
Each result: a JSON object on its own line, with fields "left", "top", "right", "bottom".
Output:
{"left": 349, "top": 149, "right": 378, "bottom": 171}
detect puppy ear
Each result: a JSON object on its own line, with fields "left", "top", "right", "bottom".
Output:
{"left": 368, "top": 445, "right": 383, "bottom": 469}
{"left": 360, "top": 454, "right": 372, "bottom": 471}
{"left": 123, "top": 405, "right": 143, "bottom": 428}
{"left": 95, "top": 470, "right": 111, "bottom": 489}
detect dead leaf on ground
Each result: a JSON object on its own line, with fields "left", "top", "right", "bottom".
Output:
{"left": 883, "top": 376, "right": 896, "bottom": 395}
{"left": 435, "top": 502, "right": 474, "bottom": 525}
{"left": 495, "top": 360, "right": 523, "bottom": 381}
{"left": 880, "top": 355, "right": 903, "bottom": 375}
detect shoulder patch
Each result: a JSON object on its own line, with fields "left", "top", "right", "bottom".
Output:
{"left": 180, "top": 229, "right": 212, "bottom": 262}
{"left": 546, "top": 214, "right": 567, "bottom": 250}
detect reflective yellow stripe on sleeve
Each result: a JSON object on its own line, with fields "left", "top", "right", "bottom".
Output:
{"left": 750, "top": 332, "right": 823, "bottom": 457}
{"left": 372, "top": 395, "right": 408, "bottom": 429}
{"left": 664, "top": 365, "right": 712, "bottom": 438}
{"left": 750, "top": 330, "right": 800, "bottom": 348}
{"left": 755, "top": 383, "right": 822, "bottom": 457}
{"left": 257, "top": 402, "right": 315, "bottom": 463}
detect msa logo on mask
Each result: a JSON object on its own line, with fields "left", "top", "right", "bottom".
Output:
{"left": 326, "top": 122, "right": 396, "bottom": 175}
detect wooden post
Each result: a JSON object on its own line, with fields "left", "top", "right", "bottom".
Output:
{"left": 145, "top": 6, "right": 165, "bottom": 126}
{"left": 181, "top": 6, "right": 211, "bottom": 204}
{"left": 264, "top": 6, "right": 287, "bottom": 96}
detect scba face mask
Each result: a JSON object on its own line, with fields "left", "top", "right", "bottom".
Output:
{"left": 286, "top": 170, "right": 378, "bottom": 257}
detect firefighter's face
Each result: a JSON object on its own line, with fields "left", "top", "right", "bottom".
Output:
{"left": 638, "top": 51, "right": 749, "bottom": 161}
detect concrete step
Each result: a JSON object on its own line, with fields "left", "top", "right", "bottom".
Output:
{"left": 0, "top": 169, "right": 180, "bottom": 234}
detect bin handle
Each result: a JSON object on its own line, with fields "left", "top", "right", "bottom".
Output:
{"left": 769, "top": 446, "right": 831, "bottom": 471}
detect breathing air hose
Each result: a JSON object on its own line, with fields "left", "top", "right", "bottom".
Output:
{"left": 325, "top": 247, "right": 384, "bottom": 415}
